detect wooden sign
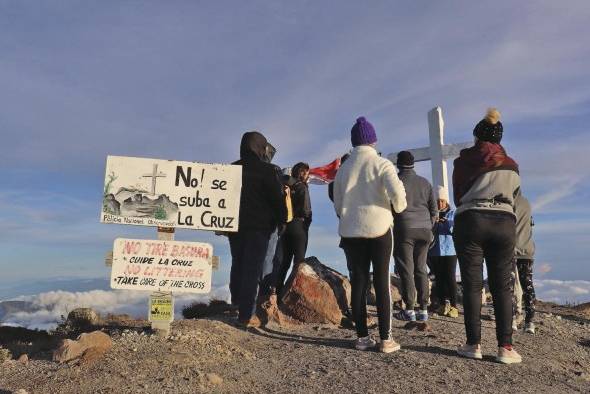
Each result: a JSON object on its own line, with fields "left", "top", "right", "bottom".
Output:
{"left": 110, "top": 238, "right": 213, "bottom": 294}
{"left": 101, "top": 155, "right": 242, "bottom": 232}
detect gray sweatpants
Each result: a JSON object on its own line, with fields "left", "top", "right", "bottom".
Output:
{"left": 394, "top": 227, "right": 433, "bottom": 310}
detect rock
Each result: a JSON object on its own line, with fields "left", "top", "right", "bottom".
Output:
{"left": 17, "top": 354, "right": 29, "bottom": 365}
{"left": 206, "top": 373, "right": 223, "bottom": 385}
{"left": 53, "top": 339, "right": 84, "bottom": 363}
{"left": 67, "top": 308, "right": 100, "bottom": 327}
{"left": 281, "top": 257, "right": 351, "bottom": 324}
{"left": 53, "top": 331, "right": 112, "bottom": 364}
{"left": 367, "top": 274, "right": 403, "bottom": 306}
{"left": 259, "top": 293, "right": 300, "bottom": 327}
{"left": 80, "top": 347, "right": 108, "bottom": 366}
{"left": 0, "top": 346, "right": 12, "bottom": 363}
{"left": 12, "top": 390, "right": 29, "bottom": 394}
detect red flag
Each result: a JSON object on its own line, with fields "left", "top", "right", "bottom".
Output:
{"left": 308, "top": 158, "right": 341, "bottom": 185}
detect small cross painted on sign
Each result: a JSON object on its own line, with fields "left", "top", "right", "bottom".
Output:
{"left": 142, "top": 164, "right": 167, "bottom": 195}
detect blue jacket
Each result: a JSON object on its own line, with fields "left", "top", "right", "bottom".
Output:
{"left": 429, "top": 208, "right": 456, "bottom": 257}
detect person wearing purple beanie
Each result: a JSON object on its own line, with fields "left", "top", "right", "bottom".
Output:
{"left": 333, "top": 116, "right": 407, "bottom": 353}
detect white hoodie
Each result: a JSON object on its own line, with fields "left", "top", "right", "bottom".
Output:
{"left": 333, "top": 145, "right": 407, "bottom": 238}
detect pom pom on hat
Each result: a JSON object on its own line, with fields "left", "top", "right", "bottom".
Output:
{"left": 484, "top": 108, "right": 501, "bottom": 124}
{"left": 351, "top": 116, "right": 378, "bottom": 147}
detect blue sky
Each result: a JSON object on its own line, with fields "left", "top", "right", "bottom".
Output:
{"left": 1, "top": 1, "right": 590, "bottom": 294}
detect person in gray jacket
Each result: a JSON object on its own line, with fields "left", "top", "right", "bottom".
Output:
{"left": 453, "top": 108, "right": 522, "bottom": 364}
{"left": 513, "top": 191, "right": 536, "bottom": 334}
{"left": 393, "top": 151, "right": 438, "bottom": 322}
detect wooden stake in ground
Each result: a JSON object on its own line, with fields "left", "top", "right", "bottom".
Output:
{"left": 151, "top": 226, "right": 175, "bottom": 336}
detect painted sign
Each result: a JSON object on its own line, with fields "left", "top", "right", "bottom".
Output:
{"left": 149, "top": 293, "right": 174, "bottom": 322}
{"left": 110, "top": 238, "right": 213, "bottom": 294}
{"left": 101, "top": 155, "right": 242, "bottom": 231}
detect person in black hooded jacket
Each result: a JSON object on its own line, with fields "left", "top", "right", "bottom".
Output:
{"left": 228, "top": 131, "right": 287, "bottom": 327}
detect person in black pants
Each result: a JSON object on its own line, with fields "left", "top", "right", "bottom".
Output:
{"left": 333, "top": 116, "right": 407, "bottom": 353}
{"left": 341, "top": 231, "right": 393, "bottom": 341}
{"left": 393, "top": 151, "right": 438, "bottom": 322}
{"left": 428, "top": 186, "right": 459, "bottom": 318}
{"left": 229, "top": 131, "right": 287, "bottom": 327}
{"left": 453, "top": 108, "right": 522, "bottom": 364}
{"left": 275, "top": 162, "right": 312, "bottom": 297}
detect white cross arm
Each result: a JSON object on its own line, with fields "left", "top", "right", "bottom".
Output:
{"left": 386, "top": 142, "right": 471, "bottom": 164}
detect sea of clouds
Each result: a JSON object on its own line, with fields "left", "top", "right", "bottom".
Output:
{"left": 1, "top": 279, "right": 589, "bottom": 330}
{"left": 1, "top": 286, "right": 230, "bottom": 331}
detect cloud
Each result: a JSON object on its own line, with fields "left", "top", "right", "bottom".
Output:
{"left": 3, "top": 278, "right": 590, "bottom": 330}
{"left": 534, "top": 279, "right": 590, "bottom": 305}
{"left": 1, "top": 286, "right": 230, "bottom": 331}
{"left": 536, "top": 263, "right": 552, "bottom": 276}
{"left": 531, "top": 177, "right": 582, "bottom": 211}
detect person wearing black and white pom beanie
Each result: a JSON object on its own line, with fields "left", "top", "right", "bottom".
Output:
{"left": 453, "top": 108, "right": 523, "bottom": 364}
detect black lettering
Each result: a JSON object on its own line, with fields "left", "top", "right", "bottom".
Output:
{"left": 176, "top": 166, "right": 199, "bottom": 188}
{"left": 211, "top": 180, "right": 227, "bottom": 190}
{"left": 225, "top": 217, "right": 234, "bottom": 229}
{"left": 200, "top": 211, "right": 212, "bottom": 227}
{"left": 176, "top": 166, "right": 191, "bottom": 187}
{"left": 178, "top": 212, "right": 194, "bottom": 226}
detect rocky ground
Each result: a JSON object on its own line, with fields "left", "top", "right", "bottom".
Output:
{"left": 1, "top": 302, "right": 589, "bottom": 394}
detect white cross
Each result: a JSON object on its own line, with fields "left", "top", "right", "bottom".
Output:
{"left": 142, "top": 164, "right": 167, "bottom": 195}
{"left": 387, "top": 107, "right": 471, "bottom": 202}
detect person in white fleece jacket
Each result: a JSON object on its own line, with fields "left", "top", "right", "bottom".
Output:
{"left": 333, "top": 116, "right": 407, "bottom": 353}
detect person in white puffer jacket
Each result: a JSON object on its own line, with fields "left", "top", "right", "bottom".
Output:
{"left": 333, "top": 116, "right": 407, "bottom": 353}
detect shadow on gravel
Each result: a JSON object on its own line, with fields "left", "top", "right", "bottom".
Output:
{"left": 579, "top": 339, "right": 590, "bottom": 348}
{"left": 403, "top": 344, "right": 498, "bottom": 363}
{"left": 251, "top": 326, "right": 352, "bottom": 350}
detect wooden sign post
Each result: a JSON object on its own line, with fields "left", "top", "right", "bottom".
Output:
{"left": 154, "top": 226, "right": 175, "bottom": 335}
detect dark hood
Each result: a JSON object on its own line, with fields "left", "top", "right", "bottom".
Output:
{"left": 240, "top": 131, "right": 275, "bottom": 162}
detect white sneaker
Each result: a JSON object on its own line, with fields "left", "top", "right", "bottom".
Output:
{"left": 524, "top": 322, "right": 535, "bottom": 334}
{"left": 496, "top": 346, "right": 522, "bottom": 364}
{"left": 457, "top": 343, "right": 483, "bottom": 360}
{"left": 354, "top": 336, "right": 376, "bottom": 351}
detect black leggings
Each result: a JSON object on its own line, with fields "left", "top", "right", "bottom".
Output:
{"left": 516, "top": 259, "right": 536, "bottom": 323}
{"left": 342, "top": 230, "right": 393, "bottom": 340}
{"left": 276, "top": 219, "right": 308, "bottom": 296}
{"left": 431, "top": 255, "right": 458, "bottom": 307}
{"left": 454, "top": 210, "right": 516, "bottom": 347}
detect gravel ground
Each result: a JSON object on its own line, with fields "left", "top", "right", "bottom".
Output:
{"left": 1, "top": 303, "right": 589, "bottom": 394}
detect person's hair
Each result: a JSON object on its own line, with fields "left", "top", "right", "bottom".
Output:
{"left": 292, "top": 162, "right": 310, "bottom": 180}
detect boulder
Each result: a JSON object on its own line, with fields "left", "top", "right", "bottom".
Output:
{"left": 281, "top": 257, "right": 351, "bottom": 324}
{"left": 17, "top": 354, "right": 29, "bottom": 365}
{"left": 67, "top": 308, "right": 100, "bottom": 327}
{"left": 53, "top": 331, "right": 112, "bottom": 364}
{"left": 367, "top": 274, "right": 403, "bottom": 306}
